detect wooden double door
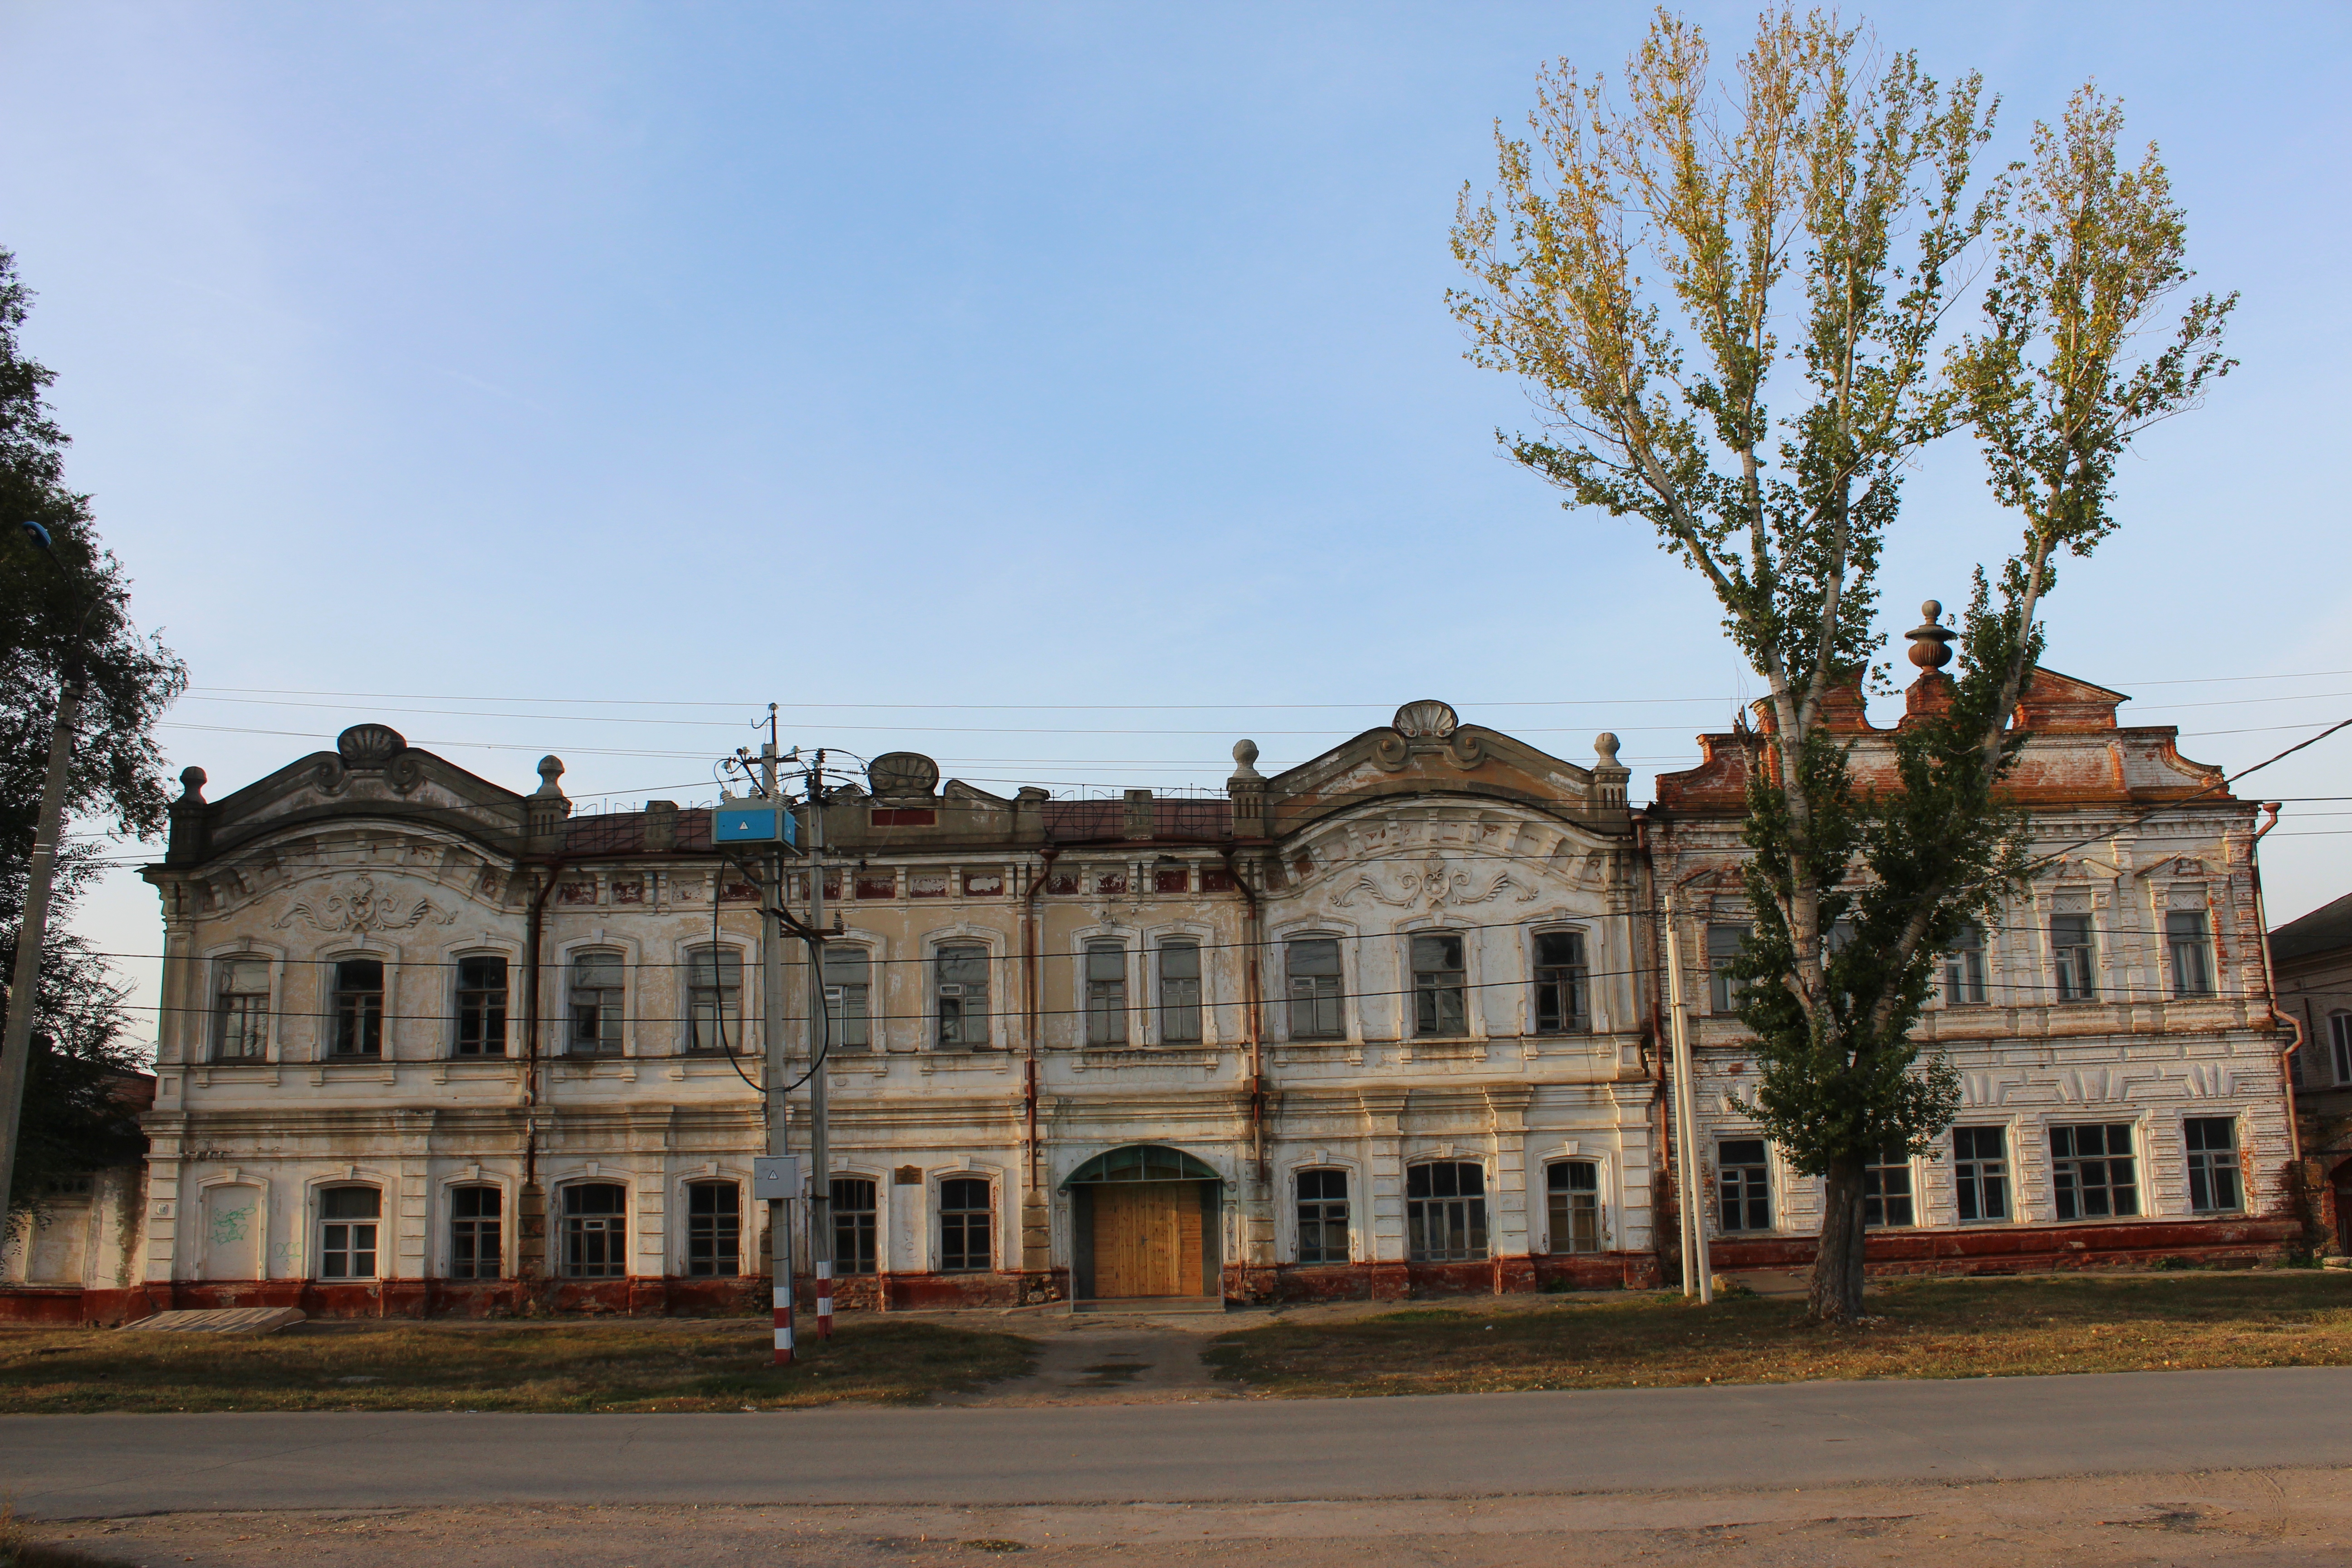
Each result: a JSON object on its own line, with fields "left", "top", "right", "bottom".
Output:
{"left": 1089, "top": 1181, "right": 1207, "bottom": 1298}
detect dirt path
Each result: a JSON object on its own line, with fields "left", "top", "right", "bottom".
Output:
{"left": 936, "top": 1313, "right": 1236, "bottom": 1406}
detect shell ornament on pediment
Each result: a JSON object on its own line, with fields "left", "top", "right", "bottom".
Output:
{"left": 274, "top": 874, "right": 458, "bottom": 936}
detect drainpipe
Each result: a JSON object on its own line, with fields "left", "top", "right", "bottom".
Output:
{"left": 1220, "top": 847, "right": 1265, "bottom": 1184}
{"left": 519, "top": 855, "right": 567, "bottom": 1291}
{"left": 1022, "top": 848, "right": 1060, "bottom": 1192}
{"left": 2248, "top": 804, "right": 2303, "bottom": 1168}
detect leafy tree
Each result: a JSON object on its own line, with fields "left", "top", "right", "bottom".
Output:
{"left": 1, "top": 246, "right": 188, "bottom": 1225}
{"left": 1451, "top": 13, "right": 2230, "bottom": 1320}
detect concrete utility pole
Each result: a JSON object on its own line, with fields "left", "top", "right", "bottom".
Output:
{"left": 760, "top": 729, "right": 794, "bottom": 1366}
{"left": 1661, "top": 884, "right": 1712, "bottom": 1304}
{"left": 807, "top": 749, "right": 832, "bottom": 1339}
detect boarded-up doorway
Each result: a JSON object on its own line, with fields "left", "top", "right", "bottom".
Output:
{"left": 1091, "top": 1182, "right": 1204, "bottom": 1298}
{"left": 202, "top": 1184, "right": 262, "bottom": 1281}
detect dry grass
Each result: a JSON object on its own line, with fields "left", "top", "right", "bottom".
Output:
{"left": 1204, "top": 1273, "right": 2352, "bottom": 1398}
{"left": 0, "top": 1505, "right": 127, "bottom": 1568}
{"left": 0, "top": 1317, "right": 1035, "bottom": 1414}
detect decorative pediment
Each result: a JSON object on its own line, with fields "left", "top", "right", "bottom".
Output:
{"left": 274, "top": 873, "right": 460, "bottom": 935}
{"left": 2014, "top": 669, "right": 2127, "bottom": 732}
{"left": 1328, "top": 853, "right": 1541, "bottom": 911}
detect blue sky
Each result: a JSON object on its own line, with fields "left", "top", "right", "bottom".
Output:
{"left": 4, "top": 1, "right": 2348, "bottom": 1039}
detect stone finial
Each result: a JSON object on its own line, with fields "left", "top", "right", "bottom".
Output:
{"left": 178, "top": 765, "right": 207, "bottom": 803}
{"left": 1593, "top": 732, "right": 1621, "bottom": 766}
{"left": 1229, "top": 738, "right": 1263, "bottom": 783}
{"left": 1906, "top": 599, "right": 1955, "bottom": 671}
{"left": 533, "top": 755, "right": 568, "bottom": 798}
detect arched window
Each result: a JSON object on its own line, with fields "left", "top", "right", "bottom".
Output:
{"left": 939, "top": 1177, "right": 992, "bottom": 1271}
{"left": 1546, "top": 1161, "right": 1599, "bottom": 1253}
{"left": 331, "top": 959, "right": 384, "bottom": 1056}
{"left": 685, "top": 947, "right": 742, "bottom": 1053}
{"left": 318, "top": 1186, "right": 381, "bottom": 1279}
{"left": 684, "top": 1180, "right": 740, "bottom": 1275}
{"left": 569, "top": 951, "right": 625, "bottom": 1056}
{"left": 823, "top": 946, "right": 872, "bottom": 1051}
{"left": 214, "top": 957, "right": 270, "bottom": 1061}
{"left": 1294, "top": 1169, "right": 1348, "bottom": 1264}
{"left": 449, "top": 1187, "right": 501, "bottom": 1279}
{"left": 833, "top": 1177, "right": 878, "bottom": 1274}
{"left": 562, "top": 1182, "right": 627, "bottom": 1277}
{"left": 1405, "top": 1161, "right": 1486, "bottom": 1262}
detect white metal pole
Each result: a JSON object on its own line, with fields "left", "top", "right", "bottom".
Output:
{"left": 761, "top": 740, "right": 793, "bottom": 1366}
{"left": 1663, "top": 886, "right": 1711, "bottom": 1303}
{"left": 807, "top": 751, "right": 831, "bottom": 1338}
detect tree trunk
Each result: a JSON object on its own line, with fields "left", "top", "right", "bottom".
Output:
{"left": 1809, "top": 1158, "right": 1869, "bottom": 1322}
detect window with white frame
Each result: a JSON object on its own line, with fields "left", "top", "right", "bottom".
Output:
{"left": 1158, "top": 941, "right": 1203, "bottom": 1044}
{"left": 1547, "top": 1160, "right": 1601, "bottom": 1252}
{"left": 1533, "top": 931, "right": 1589, "bottom": 1033}
{"left": 1286, "top": 938, "right": 1344, "bottom": 1039}
{"left": 1953, "top": 1126, "right": 2009, "bottom": 1222}
{"left": 822, "top": 946, "right": 872, "bottom": 1050}
{"left": 936, "top": 945, "right": 990, "bottom": 1048}
{"left": 833, "top": 1177, "right": 878, "bottom": 1274}
{"left": 1707, "top": 925, "right": 1749, "bottom": 1014}
{"left": 214, "top": 957, "right": 270, "bottom": 1061}
{"left": 2185, "top": 1117, "right": 2243, "bottom": 1213}
{"left": 1718, "top": 1139, "right": 1771, "bottom": 1230}
{"left": 331, "top": 959, "right": 384, "bottom": 1056}
{"left": 939, "top": 1177, "right": 992, "bottom": 1271}
{"left": 685, "top": 946, "right": 742, "bottom": 1053}
{"left": 318, "top": 1186, "right": 381, "bottom": 1279}
{"left": 1411, "top": 933, "right": 1467, "bottom": 1037}
{"left": 455, "top": 956, "right": 507, "bottom": 1056}
{"left": 562, "top": 1182, "right": 627, "bottom": 1277}
{"left": 2167, "top": 910, "right": 2216, "bottom": 997}
{"left": 2050, "top": 1123, "right": 2136, "bottom": 1219}
{"left": 1084, "top": 940, "right": 1128, "bottom": 1045}
{"left": 1862, "top": 1147, "right": 1915, "bottom": 1227}
{"left": 449, "top": 1186, "right": 501, "bottom": 1279}
{"left": 1405, "top": 1161, "right": 1487, "bottom": 1261}
{"left": 569, "top": 951, "right": 625, "bottom": 1055}
{"left": 1294, "top": 1169, "right": 1348, "bottom": 1264}
{"left": 685, "top": 1180, "right": 740, "bottom": 1275}
{"left": 1941, "top": 924, "right": 1987, "bottom": 1005}
{"left": 2051, "top": 913, "right": 2097, "bottom": 1002}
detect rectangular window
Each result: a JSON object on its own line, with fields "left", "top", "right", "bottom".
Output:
{"left": 569, "top": 951, "right": 625, "bottom": 1055}
{"left": 1707, "top": 924, "right": 1749, "bottom": 1014}
{"left": 319, "top": 1186, "right": 380, "bottom": 1279}
{"left": 822, "top": 946, "right": 871, "bottom": 1051}
{"left": 1084, "top": 940, "right": 1128, "bottom": 1046}
{"left": 1718, "top": 1139, "right": 1771, "bottom": 1231}
{"left": 455, "top": 956, "right": 507, "bottom": 1056}
{"left": 331, "top": 959, "right": 384, "bottom": 1057}
{"left": 1942, "top": 925, "right": 1987, "bottom": 1006}
{"left": 449, "top": 1186, "right": 501, "bottom": 1279}
{"left": 2185, "top": 1117, "right": 2243, "bottom": 1214}
{"left": 2052, "top": 914, "right": 2097, "bottom": 1002}
{"left": 940, "top": 1177, "right": 991, "bottom": 1271}
{"left": 1862, "top": 1149, "right": 1914, "bottom": 1228}
{"left": 561, "top": 1182, "right": 627, "bottom": 1277}
{"left": 1547, "top": 1161, "right": 1601, "bottom": 1253}
{"left": 2050, "top": 1123, "right": 2138, "bottom": 1220}
{"left": 1533, "top": 931, "right": 1589, "bottom": 1034}
{"left": 1158, "top": 941, "right": 1203, "bottom": 1044}
{"left": 685, "top": 1181, "right": 740, "bottom": 1276}
{"left": 936, "top": 945, "right": 990, "bottom": 1049}
{"left": 832, "top": 1177, "right": 878, "bottom": 1274}
{"left": 2334, "top": 1014, "right": 2352, "bottom": 1085}
{"left": 1953, "top": 1126, "right": 2009, "bottom": 1222}
{"left": 2167, "top": 911, "right": 2215, "bottom": 997}
{"left": 214, "top": 958, "right": 270, "bottom": 1061}
{"left": 1411, "top": 932, "right": 1467, "bottom": 1037}
{"left": 1295, "top": 1169, "right": 1349, "bottom": 1264}
{"left": 686, "top": 947, "right": 742, "bottom": 1053}
{"left": 1286, "top": 938, "right": 1344, "bottom": 1040}
{"left": 1405, "top": 1161, "right": 1488, "bottom": 1262}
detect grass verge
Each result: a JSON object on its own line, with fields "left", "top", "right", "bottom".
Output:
{"left": 0, "top": 1317, "right": 1035, "bottom": 1414}
{"left": 1203, "top": 1274, "right": 2352, "bottom": 1398}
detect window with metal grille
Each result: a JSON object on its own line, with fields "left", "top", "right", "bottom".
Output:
{"left": 823, "top": 946, "right": 872, "bottom": 1050}
{"left": 1548, "top": 1161, "right": 1601, "bottom": 1253}
{"left": 1717, "top": 1139, "right": 1771, "bottom": 1231}
{"left": 449, "top": 1186, "right": 501, "bottom": 1279}
{"left": 562, "top": 1182, "right": 627, "bottom": 1277}
{"left": 1287, "top": 939, "right": 1344, "bottom": 1039}
{"left": 455, "top": 956, "right": 506, "bottom": 1056}
{"left": 214, "top": 958, "right": 270, "bottom": 1061}
{"left": 1862, "top": 1148, "right": 1914, "bottom": 1227}
{"left": 2051, "top": 914, "right": 2097, "bottom": 1002}
{"left": 2167, "top": 911, "right": 2215, "bottom": 997}
{"left": 1707, "top": 925, "right": 1750, "bottom": 1014}
{"left": 1942, "top": 924, "right": 1987, "bottom": 1005}
{"left": 1533, "top": 931, "right": 1589, "bottom": 1033}
{"left": 1294, "top": 1169, "right": 1348, "bottom": 1264}
{"left": 1953, "top": 1126, "right": 2009, "bottom": 1222}
{"left": 318, "top": 1186, "right": 380, "bottom": 1279}
{"left": 936, "top": 945, "right": 990, "bottom": 1048}
{"left": 1411, "top": 933, "right": 1467, "bottom": 1037}
{"left": 685, "top": 1181, "right": 740, "bottom": 1276}
{"left": 1405, "top": 1161, "right": 1487, "bottom": 1262}
{"left": 1157, "top": 941, "right": 1203, "bottom": 1044}
{"left": 569, "top": 951, "right": 624, "bottom": 1055}
{"left": 833, "top": 1177, "right": 878, "bottom": 1274}
{"left": 2050, "top": 1123, "right": 2137, "bottom": 1219}
{"left": 2185, "top": 1118, "right": 2242, "bottom": 1213}
{"left": 940, "top": 1177, "right": 991, "bottom": 1271}
{"left": 685, "top": 946, "right": 741, "bottom": 1053}
{"left": 331, "top": 959, "right": 384, "bottom": 1057}
{"left": 1084, "top": 940, "right": 1128, "bottom": 1045}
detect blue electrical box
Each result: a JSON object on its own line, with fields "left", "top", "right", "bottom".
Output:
{"left": 713, "top": 799, "right": 798, "bottom": 847}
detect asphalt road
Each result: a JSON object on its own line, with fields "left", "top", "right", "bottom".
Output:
{"left": 10, "top": 1367, "right": 2350, "bottom": 1520}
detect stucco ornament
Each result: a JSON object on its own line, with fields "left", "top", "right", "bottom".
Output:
{"left": 1329, "top": 854, "right": 1537, "bottom": 910}
{"left": 275, "top": 873, "right": 458, "bottom": 935}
